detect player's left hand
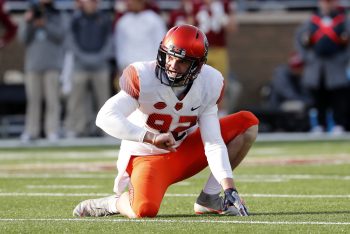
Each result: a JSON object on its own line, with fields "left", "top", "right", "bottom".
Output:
{"left": 223, "top": 188, "right": 249, "bottom": 216}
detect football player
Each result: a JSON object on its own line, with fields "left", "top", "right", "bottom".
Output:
{"left": 73, "top": 24, "right": 259, "bottom": 218}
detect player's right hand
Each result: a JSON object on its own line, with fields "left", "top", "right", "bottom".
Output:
{"left": 152, "top": 133, "right": 176, "bottom": 152}
{"left": 223, "top": 188, "right": 249, "bottom": 216}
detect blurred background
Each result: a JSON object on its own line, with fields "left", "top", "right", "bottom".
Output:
{"left": 1, "top": 0, "right": 350, "bottom": 142}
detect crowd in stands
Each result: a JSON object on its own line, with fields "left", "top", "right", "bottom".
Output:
{"left": 18, "top": 0, "right": 65, "bottom": 142}
{"left": 295, "top": 0, "right": 350, "bottom": 134}
{"left": 262, "top": 0, "right": 350, "bottom": 134}
{"left": 1, "top": 0, "right": 350, "bottom": 141}
{"left": 64, "top": 0, "right": 113, "bottom": 138}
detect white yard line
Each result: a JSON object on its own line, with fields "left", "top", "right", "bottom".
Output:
{"left": 240, "top": 194, "right": 350, "bottom": 198}
{"left": 175, "top": 181, "right": 191, "bottom": 186}
{"left": 239, "top": 174, "right": 350, "bottom": 180}
{"left": 0, "top": 151, "right": 118, "bottom": 160}
{"left": 165, "top": 194, "right": 350, "bottom": 198}
{"left": 250, "top": 149, "right": 350, "bottom": 158}
{"left": 239, "top": 178, "right": 286, "bottom": 182}
{"left": 249, "top": 148, "right": 285, "bottom": 155}
{"left": 1, "top": 173, "right": 348, "bottom": 180}
{"left": 26, "top": 185, "right": 99, "bottom": 189}
{"left": 0, "top": 192, "right": 349, "bottom": 198}
{"left": 0, "top": 192, "right": 110, "bottom": 197}
{"left": 0, "top": 173, "right": 113, "bottom": 178}
{"left": 0, "top": 218, "right": 349, "bottom": 225}
{"left": 0, "top": 163, "right": 116, "bottom": 172}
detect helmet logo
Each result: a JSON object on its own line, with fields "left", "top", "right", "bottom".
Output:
{"left": 167, "top": 44, "right": 186, "bottom": 58}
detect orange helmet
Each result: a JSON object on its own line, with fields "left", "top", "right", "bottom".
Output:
{"left": 156, "top": 24, "right": 209, "bottom": 87}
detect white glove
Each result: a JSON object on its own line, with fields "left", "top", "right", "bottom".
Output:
{"left": 223, "top": 188, "right": 249, "bottom": 216}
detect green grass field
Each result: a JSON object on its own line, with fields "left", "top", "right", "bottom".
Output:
{"left": 0, "top": 141, "right": 349, "bottom": 233}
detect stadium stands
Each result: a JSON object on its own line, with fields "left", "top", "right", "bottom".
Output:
{"left": 1, "top": 0, "right": 349, "bottom": 138}
{"left": 3, "top": 0, "right": 349, "bottom": 12}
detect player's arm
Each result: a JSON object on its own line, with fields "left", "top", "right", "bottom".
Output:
{"left": 96, "top": 65, "right": 176, "bottom": 151}
{"left": 199, "top": 71, "right": 232, "bottom": 187}
{"left": 96, "top": 90, "right": 146, "bottom": 142}
{"left": 97, "top": 91, "right": 176, "bottom": 150}
{"left": 199, "top": 104, "right": 248, "bottom": 216}
{"left": 198, "top": 104, "right": 233, "bottom": 189}
{"left": 96, "top": 65, "right": 146, "bottom": 142}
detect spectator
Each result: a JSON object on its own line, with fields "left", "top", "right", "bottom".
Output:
{"left": 18, "top": 0, "right": 65, "bottom": 142}
{"left": 295, "top": 0, "right": 350, "bottom": 134}
{"left": 267, "top": 53, "right": 313, "bottom": 132}
{"left": 169, "top": 0, "right": 240, "bottom": 115}
{"left": 64, "top": 0, "right": 113, "bottom": 137}
{"left": 113, "top": 0, "right": 166, "bottom": 84}
{"left": 269, "top": 53, "right": 312, "bottom": 114}
{"left": 168, "top": 0, "right": 198, "bottom": 28}
{"left": 347, "top": 61, "right": 350, "bottom": 131}
{"left": 0, "top": 0, "right": 17, "bottom": 49}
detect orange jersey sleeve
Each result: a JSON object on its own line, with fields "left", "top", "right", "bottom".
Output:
{"left": 119, "top": 65, "right": 140, "bottom": 100}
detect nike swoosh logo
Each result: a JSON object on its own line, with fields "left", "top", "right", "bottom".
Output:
{"left": 191, "top": 106, "right": 200, "bottom": 111}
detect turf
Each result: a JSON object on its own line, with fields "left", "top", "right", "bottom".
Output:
{"left": 0, "top": 141, "right": 349, "bottom": 233}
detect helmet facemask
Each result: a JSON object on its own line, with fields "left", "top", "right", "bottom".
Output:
{"left": 156, "top": 45, "right": 206, "bottom": 87}
{"left": 155, "top": 24, "right": 209, "bottom": 87}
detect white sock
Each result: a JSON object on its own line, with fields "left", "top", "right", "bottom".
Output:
{"left": 203, "top": 173, "right": 222, "bottom": 195}
{"left": 108, "top": 195, "right": 119, "bottom": 213}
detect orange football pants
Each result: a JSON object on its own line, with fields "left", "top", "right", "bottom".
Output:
{"left": 126, "top": 111, "right": 259, "bottom": 217}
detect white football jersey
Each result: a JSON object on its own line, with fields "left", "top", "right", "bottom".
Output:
{"left": 118, "top": 61, "right": 224, "bottom": 156}
{"left": 96, "top": 60, "right": 230, "bottom": 194}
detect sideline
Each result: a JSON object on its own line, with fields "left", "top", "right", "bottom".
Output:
{"left": 1, "top": 133, "right": 350, "bottom": 149}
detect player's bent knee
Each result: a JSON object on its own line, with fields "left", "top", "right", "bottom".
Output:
{"left": 243, "top": 125, "right": 258, "bottom": 143}
{"left": 237, "top": 111, "right": 259, "bottom": 127}
{"left": 135, "top": 201, "right": 159, "bottom": 218}
{"left": 234, "top": 111, "right": 259, "bottom": 141}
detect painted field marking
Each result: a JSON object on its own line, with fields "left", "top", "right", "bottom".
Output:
{"left": 238, "top": 178, "right": 286, "bottom": 183}
{"left": 0, "top": 151, "right": 118, "bottom": 160}
{"left": 26, "top": 185, "right": 99, "bottom": 189}
{"left": 0, "top": 192, "right": 349, "bottom": 199}
{"left": 165, "top": 194, "right": 350, "bottom": 199}
{"left": 250, "top": 149, "right": 350, "bottom": 159}
{"left": 250, "top": 148, "right": 285, "bottom": 155}
{"left": 1, "top": 173, "right": 349, "bottom": 181}
{"left": 0, "top": 163, "right": 116, "bottom": 171}
{"left": 241, "top": 194, "right": 350, "bottom": 198}
{"left": 0, "top": 218, "right": 349, "bottom": 225}
{"left": 240, "top": 174, "right": 350, "bottom": 180}
{"left": 0, "top": 173, "right": 113, "bottom": 178}
{"left": 175, "top": 181, "right": 191, "bottom": 186}
{"left": 0, "top": 192, "right": 110, "bottom": 197}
